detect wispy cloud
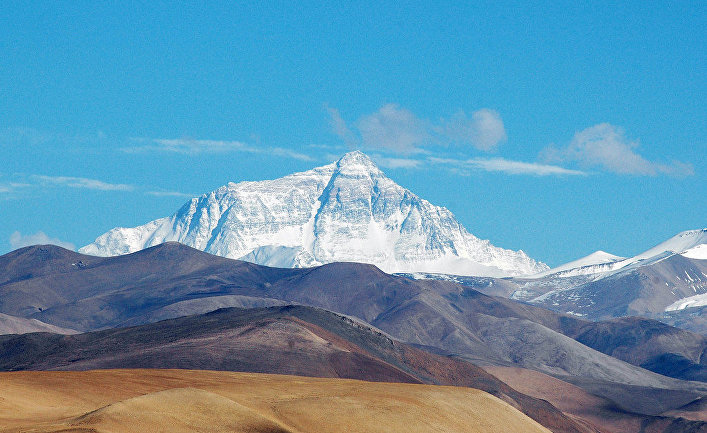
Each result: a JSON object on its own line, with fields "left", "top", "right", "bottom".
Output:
{"left": 440, "top": 109, "right": 507, "bottom": 151}
{"left": 328, "top": 104, "right": 507, "bottom": 153}
{"left": 325, "top": 105, "right": 356, "bottom": 146}
{"left": 6, "top": 174, "right": 197, "bottom": 198}
{"left": 122, "top": 138, "right": 314, "bottom": 161}
{"left": 326, "top": 105, "right": 588, "bottom": 176}
{"left": 122, "top": 138, "right": 249, "bottom": 155}
{"left": 269, "top": 147, "right": 315, "bottom": 161}
{"left": 146, "top": 190, "right": 195, "bottom": 198}
{"left": 541, "top": 123, "right": 693, "bottom": 177}
{"left": 429, "top": 157, "right": 586, "bottom": 176}
{"left": 357, "top": 104, "right": 431, "bottom": 153}
{"left": 32, "top": 175, "right": 134, "bottom": 191}
{"left": 0, "top": 182, "right": 30, "bottom": 194}
{"left": 9, "top": 231, "right": 75, "bottom": 251}
{"left": 371, "top": 155, "right": 422, "bottom": 169}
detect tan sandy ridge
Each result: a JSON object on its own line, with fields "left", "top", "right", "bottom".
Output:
{"left": 0, "top": 369, "right": 550, "bottom": 433}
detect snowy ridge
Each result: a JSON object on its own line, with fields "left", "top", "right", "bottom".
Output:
{"left": 520, "top": 229, "right": 707, "bottom": 322}
{"left": 80, "top": 151, "right": 547, "bottom": 277}
{"left": 532, "top": 250, "right": 625, "bottom": 278}
{"left": 533, "top": 229, "right": 707, "bottom": 279}
{"left": 629, "top": 228, "right": 707, "bottom": 263}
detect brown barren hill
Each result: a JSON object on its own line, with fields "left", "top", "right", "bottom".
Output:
{"left": 0, "top": 369, "right": 551, "bottom": 433}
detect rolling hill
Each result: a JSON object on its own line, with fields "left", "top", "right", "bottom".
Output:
{"left": 0, "top": 369, "right": 554, "bottom": 433}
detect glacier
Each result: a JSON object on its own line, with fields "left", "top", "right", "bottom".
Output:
{"left": 80, "top": 151, "right": 548, "bottom": 277}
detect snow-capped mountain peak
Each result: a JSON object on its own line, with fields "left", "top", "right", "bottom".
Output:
{"left": 631, "top": 228, "right": 707, "bottom": 263}
{"left": 530, "top": 228, "right": 707, "bottom": 279}
{"left": 79, "top": 151, "right": 548, "bottom": 277}
{"left": 533, "top": 250, "right": 625, "bottom": 277}
{"left": 335, "top": 150, "right": 381, "bottom": 174}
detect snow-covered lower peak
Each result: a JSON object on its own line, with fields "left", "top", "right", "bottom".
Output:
{"left": 80, "top": 151, "right": 548, "bottom": 277}
{"left": 532, "top": 250, "right": 625, "bottom": 278}
{"left": 631, "top": 228, "right": 707, "bottom": 263}
{"left": 681, "top": 244, "right": 707, "bottom": 260}
{"left": 530, "top": 229, "right": 707, "bottom": 279}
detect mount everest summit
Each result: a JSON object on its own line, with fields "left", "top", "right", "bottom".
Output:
{"left": 80, "top": 151, "right": 547, "bottom": 277}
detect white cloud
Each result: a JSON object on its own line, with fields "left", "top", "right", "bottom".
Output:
{"left": 9, "top": 231, "right": 75, "bottom": 251}
{"left": 371, "top": 155, "right": 422, "bottom": 169}
{"left": 270, "top": 147, "right": 315, "bottom": 161}
{"left": 325, "top": 105, "right": 356, "bottom": 145}
{"left": 306, "top": 143, "right": 346, "bottom": 151}
{"left": 464, "top": 157, "right": 586, "bottom": 176}
{"left": 542, "top": 123, "right": 693, "bottom": 176}
{"left": 33, "top": 175, "right": 134, "bottom": 191}
{"left": 123, "top": 138, "right": 249, "bottom": 155}
{"left": 328, "top": 104, "right": 508, "bottom": 154}
{"left": 429, "top": 157, "right": 586, "bottom": 176}
{"left": 146, "top": 190, "right": 195, "bottom": 198}
{"left": 122, "top": 138, "right": 315, "bottom": 161}
{"left": 0, "top": 183, "right": 31, "bottom": 197}
{"left": 443, "top": 109, "right": 507, "bottom": 151}
{"left": 154, "top": 138, "right": 249, "bottom": 154}
{"left": 357, "top": 104, "right": 430, "bottom": 153}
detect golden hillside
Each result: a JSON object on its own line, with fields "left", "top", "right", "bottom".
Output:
{"left": 0, "top": 369, "right": 550, "bottom": 433}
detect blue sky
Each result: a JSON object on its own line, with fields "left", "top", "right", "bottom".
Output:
{"left": 1, "top": 1, "right": 704, "bottom": 266}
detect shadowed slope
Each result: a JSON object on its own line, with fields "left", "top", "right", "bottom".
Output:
{"left": 485, "top": 366, "right": 707, "bottom": 433}
{"left": 663, "top": 397, "right": 707, "bottom": 422}
{"left": 0, "top": 243, "right": 297, "bottom": 329}
{"left": 563, "top": 317, "right": 707, "bottom": 382}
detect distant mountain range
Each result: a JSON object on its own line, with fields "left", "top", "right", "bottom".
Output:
{"left": 74, "top": 150, "right": 705, "bottom": 332}
{"left": 2, "top": 243, "right": 706, "bottom": 431}
{"left": 75, "top": 149, "right": 706, "bottom": 331}
{"left": 80, "top": 151, "right": 547, "bottom": 277}
{"left": 405, "top": 228, "right": 707, "bottom": 333}
{"left": 2, "top": 244, "right": 707, "bottom": 404}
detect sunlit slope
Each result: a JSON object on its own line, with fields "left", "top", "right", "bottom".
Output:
{"left": 0, "top": 369, "right": 550, "bottom": 433}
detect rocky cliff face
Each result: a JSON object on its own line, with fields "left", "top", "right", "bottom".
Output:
{"left": 80, "top": 151, "right": 547, "bottom": 276}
